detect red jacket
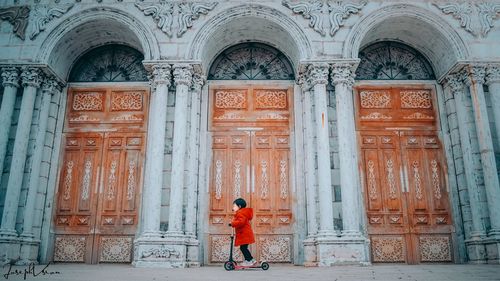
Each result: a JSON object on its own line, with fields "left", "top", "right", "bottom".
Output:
{"left": 231, "top": 208, "right": 255, "bottom": 246}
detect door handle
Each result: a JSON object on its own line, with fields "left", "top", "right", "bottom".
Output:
{"left": 403, "top": 165, "right": 409, "bottom": 193}
{"left": 246, "top": 165, "right": 250, "bottom": 193}
{"left": 251, "top": 165, "right": 255, "bottom": 193}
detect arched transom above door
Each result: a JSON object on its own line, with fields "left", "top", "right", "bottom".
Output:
{"left": 208, "top": 43, "right": 295, "bottom": 80}
{"left": 356, "top": 41, "right": 435, "bottom": 80}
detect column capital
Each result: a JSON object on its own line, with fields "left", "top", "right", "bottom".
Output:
{"left": 296, "top": 71, "right": 311, "bottom": 92}
{"left": 486, "top": 65, "right": 500, "bottom": 85}
{"left": 150, "top": 64, "right": 172, "bottom": 88}
{"left": 173, "top": 64, "right": 194, "bottom": 87}
{"left": 306, "top": 63, "right": 329, "bottom": 86}
{"left": 331, "top": 63, "right": 355, "bottom": 87}
{"left": 41, "top": 77, "right": 62, "bottom": 95}
{"left": 463, "top": 65, "right": 486, "bottom": 86}
{"left": 21, "top": 67, "right": 42, "bottom": 88}
{"left": 191, "top": 68, "right": 206, "bottom": 92}
{"left": 1, "top": 67, "right": 20, "bottom": 88}
{"left": 444, "top": 74, "right": 465, "bottom": 96}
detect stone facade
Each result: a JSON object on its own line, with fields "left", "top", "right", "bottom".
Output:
{"left": 0, "top": 0, "right": 500, "bottom": 267}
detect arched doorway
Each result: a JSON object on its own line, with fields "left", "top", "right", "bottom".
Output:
{"left": 355, "top": 41, "right": 453, "bottom": 264}
{"left": 53, "top": 44, "right": 150, "bottom": 264}
{"left": 206, "top": 42, "right": 296, "bottom": 264}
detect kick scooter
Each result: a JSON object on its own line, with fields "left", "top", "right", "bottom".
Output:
{"left": 224, "top": 225, "right": 269, "bottom": 271}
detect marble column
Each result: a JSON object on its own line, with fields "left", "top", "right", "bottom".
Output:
{"left": 0, "top": 67, "right": 20, "bottom": 185}
{"left": 298, "top": 72, "right": 318, "bottom": 266}
{"left": 0, "top": 67, "right": 42, "bottom": 238}
{"left": 447, "top": 74, "right": 487, "bottom": 262}
{"left": 184, "top": 68, "right": 204, "bottom": 267}
{"left": 464, "top": 66, "right": 500, "bottom": 235}
{"left": 18, "top": 77, "right": 60, "bottom": 264}
{"left": 306, "top": 63, "right": 335, "bottom": 236}
{"left": 486, "top": 66, "right": 500, "bottom": 149}
{"left": 138, "top": 64, "right": 171, "bottom": 238}
{"left": 331, "top": 63, "right": 362, "bottom": 237}
{"left": 167, "top": 64, "right": 193, "bottom": 236}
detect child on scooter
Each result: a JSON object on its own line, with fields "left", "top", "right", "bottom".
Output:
{"left": 229, "top": 198, "right": 256, "bottom": 266}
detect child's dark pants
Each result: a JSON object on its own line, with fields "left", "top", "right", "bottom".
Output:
{"left": 239, "top": 244, "right": 253, "bottom": 261}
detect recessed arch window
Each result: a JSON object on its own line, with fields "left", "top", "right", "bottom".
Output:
{"left": 356, "top": 41, "right": 435, "bottom": 80}
{"left": 208, "top": 42, "right": 295, "bottom": 80}
{"left": 69, "top": 44, "right": 148, "bottom": 82}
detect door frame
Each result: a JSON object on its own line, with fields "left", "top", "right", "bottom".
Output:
{"left": 198, "top": 80, "right": 305, "bottom": 265}
{"left": 353, "top": 80, "right": 463, "bottom": 263}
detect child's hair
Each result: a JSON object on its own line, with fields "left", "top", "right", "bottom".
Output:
{"left": 233, "top": 198, "right": 247, "bottom": 208}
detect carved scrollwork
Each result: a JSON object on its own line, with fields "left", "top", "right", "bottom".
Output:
{"left": 136, "top": 2, "right": 218, "bottom": 38}
{"left": 30, "top": 4, "right": 73, "bottom": 40}
{"left": 0, "top": 6, "right": 30, "bottom": 40}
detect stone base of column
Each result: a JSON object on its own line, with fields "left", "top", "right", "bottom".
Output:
{"left": 133, "top": 234, "right": 189, "bottom": 268}
{"left": 186, "top": 237, "right": 200, "bottom": 268}
{"left": 303, "top": 237, "right": 317, "bottom": 267}
{"left": 316, "top": 234, "right": 370, "bottom": 266}
{"left": 18, "top": 237, "right": 40, "bottom": 265}
{"left": 465, "top": 237, "right": 487, "bottom": 264}
{"left": 0, "top": 237, "right": 21, "bottom": 266}
{"left": 484, "top": 233, "right": 500, "bottom": 264}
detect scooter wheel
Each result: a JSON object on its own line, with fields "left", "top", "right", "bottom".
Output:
{"left": 224, "top": 261, "right": 235, "bottom": 271}
{"left": 261, "top": 262, "right": 269, "bottom": 270}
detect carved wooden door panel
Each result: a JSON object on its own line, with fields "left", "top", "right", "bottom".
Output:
{"left": 251, "top": 130, "right": 293, "bottom": 263}
{"left": 208, "top": 84, "right": 294, "bottom": 264}
{"left": 54, "top": 86, "right": 149, "bottom": 264}
{"left": 400, "top": 131, "right": 453, "bottom": 264}
{"left": 54, "top": 133, "right": 104, "bottom": 264}
{"left": 93, "top": 132, "right": 145, "bottom": 263}
{"left": 209, "top": 130, "right": 251, "bottom": 263}
{"left": 356, "top": 86, "right": 452, "bottom": 264}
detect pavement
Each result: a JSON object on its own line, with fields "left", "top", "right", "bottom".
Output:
{"left": 1, "top": 263, "right": 500, "bottom": 281}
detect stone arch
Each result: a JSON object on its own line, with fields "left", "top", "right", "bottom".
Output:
{"left": 37, "top": 6, "right": 160, "bottom": 80}
{"left": 343, "top": 3, "right": 470, "bottom": 78}
{"left": 187, "top": 4, "right": 313, "bottom": 74}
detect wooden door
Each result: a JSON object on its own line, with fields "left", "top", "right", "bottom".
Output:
{"left": 54, "top": 87, "right": 148, "bottom": 263}
{"left": 356, "top": 86, "right": 453, "bottom": 264}
{"left": 208, "top": 85, "right": 294, "bottom": 264}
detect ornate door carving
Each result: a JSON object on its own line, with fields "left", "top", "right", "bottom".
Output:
{"left": 54, "top": 87, "right": 148, "bottom": 264}
{"left": 208, "top": 85, "right": 293, "bottom": 263}
{"left": 356, "top": 86, "right": 453, "bottom": 264}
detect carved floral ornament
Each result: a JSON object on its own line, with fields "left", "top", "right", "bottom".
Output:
{"left": 434, "top": 2, "right": 500, "bottom": 38}
{"left": 282, "top": 0, "right": 367, "bottom": 37}
{"left": 135, "top": 1, "right": 218, "bottom": 37}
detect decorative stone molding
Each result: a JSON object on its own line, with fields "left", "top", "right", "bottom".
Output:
{"left": 30, "top": 4, "right": 74, "bottom": 40}
{"left": 173, "top": 64, "right": 193, "bottom": 87}
{"left": 463, "top": 65, "right": 486, "bottom": 86}
{"left": 282, "top": 0, "right": 366, "bottom": 37}
{"left": 331, "top": 63, "right": 355, "bottom": 87}
{"left": 305, "top": 63, "right": 329, "bottom": 86}
{"left": 486, "top": 66, "right": 500, "bottom": 85}
{"left": 0, "top": 6, "right": 30, "bottom": 40}
{"left": 1, "top": 67, "right": 20, "bottom": 88}
{"left": 135, "top": 1, "right": 218, "bottom": 38}
{"left": 149, "top": 64, "right": 172, "bottom": 89}
{"left": 21, "top": 67, "right": 42, "bottom": 88}
{"left": 434, "top": 2, "right": 500, "bottom": 38}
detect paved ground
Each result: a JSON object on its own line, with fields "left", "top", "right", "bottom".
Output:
{"left": 2, "top": 263, "right": 500, "bottom": 281}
